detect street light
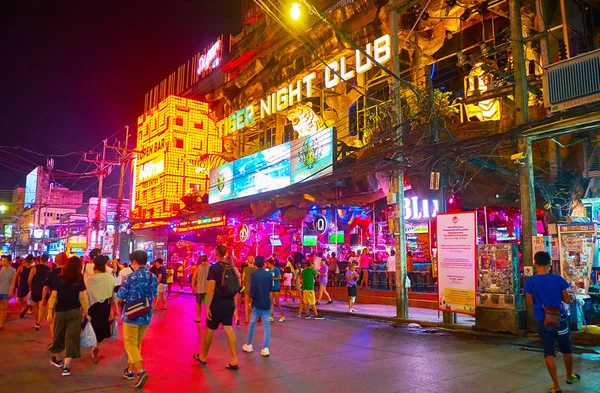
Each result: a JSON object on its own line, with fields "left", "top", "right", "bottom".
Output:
{"left": 290, "top": 2, "right": 301, "bottom": 20}
{"left": 0, "top": 205, "right": 6, "bottom": 214}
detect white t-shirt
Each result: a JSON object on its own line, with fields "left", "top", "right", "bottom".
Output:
{"left": 386, "top": 255, "right": 396, "bottom": 272}
{"left": 314, "top": 257, "right": 322, "bottom": 271}
{"left": 83, "top": 262, "right": 112, "bottom": 280}
{"left": 283, "top": 272, "right": 293, "bottom": 287}
{"left": 118, "top": 267, "right": 133, "bottom": 283}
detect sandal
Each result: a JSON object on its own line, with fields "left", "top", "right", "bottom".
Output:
{"left": 225, "top": 364, "right": 239, "bottom": 370}
{"left": 548, "top": 388, "right": 562, "bottom": 393}
{"left": 566, "top": 374, "right": 580, "bottom": 385}
{"left": 193, "top": 354, "right": 207, "bottom": 364}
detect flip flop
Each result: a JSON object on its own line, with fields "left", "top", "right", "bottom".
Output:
{"left": 194, "top": 319, "right": 201, "bottom": 323}
{"left": 226, "top": 364, "right": 239, "bottom": 370}
{"left": 193, "top": 354, "right": 207, "bottom": 364}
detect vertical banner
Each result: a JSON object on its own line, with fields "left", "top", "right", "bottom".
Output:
{"left": 437, "top": 212, "right": 477, "bottom": 315}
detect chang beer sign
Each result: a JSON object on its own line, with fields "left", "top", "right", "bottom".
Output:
{"left": 221, "top": 35, "right": 391, "bottom": 136}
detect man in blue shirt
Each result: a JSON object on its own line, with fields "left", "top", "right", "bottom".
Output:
{"left": 117, "top": 250, "right": 158, "bottom": 388}
{"left": 242, "top": 256, "right": 273, "bottom": 357}
{"left": 524, "top": 251, "right": 579, "bottom": 393}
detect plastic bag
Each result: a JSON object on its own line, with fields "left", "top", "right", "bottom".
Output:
{"left": 111, "top": 319, "right": 118, "bottom": 341}
{"left": 26, "top": 292, "right": 34, "bottom": 306}
{"left": 80, "top": 320, "right": 97, "bottom": 348}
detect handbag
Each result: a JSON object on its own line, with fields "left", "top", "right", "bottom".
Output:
{"left": 80, "top": 320, "right": 98, "bottom": 348}
{"left": 530, "top": 277, "right": 562, "bottom": 328}
{"left": 124, "top": 271, "right": 153, "bottom": 319}
{"left": 111, "top": 319, "right": 119, "bottom": 341}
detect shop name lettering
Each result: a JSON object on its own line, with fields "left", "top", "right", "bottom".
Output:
{"left": 138, "top": 138, "right": 166, "bottom": 160}
{"left": 225, "top": 35, "right": 391, "bottom": 135}
{"left": 404, "top": 197, "right": 439, "bottom": 220}
{"left": 139, "top": 160, "right": 164, "bottom": 181}
{"left": 197, "top": 40, "right": 221, "bottom": 75}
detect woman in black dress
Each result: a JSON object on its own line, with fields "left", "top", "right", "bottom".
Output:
{"left": 16, "top": 255, "right": 34, "bottom": 318}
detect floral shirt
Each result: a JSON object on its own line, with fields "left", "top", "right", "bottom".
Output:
{"left": 117, "top": 268, "right": 158, "bottom": 326}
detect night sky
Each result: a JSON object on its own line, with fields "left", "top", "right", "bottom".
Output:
{"left": 0, "top": 0, "right": 241, "bottom": 195}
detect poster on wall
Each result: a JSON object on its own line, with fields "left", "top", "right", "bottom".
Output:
{"left": 290, "top": 127, "right": 334, "bottom": 184}
{"left": 437, "top": 212, "right": 477, "bottom": 315}
{"left": 558, "top": 224, "right": 596, "bottom": 295}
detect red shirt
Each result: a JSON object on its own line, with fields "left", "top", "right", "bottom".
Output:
{"left": 359, "top": 254, "right": 371, "bottom": 269}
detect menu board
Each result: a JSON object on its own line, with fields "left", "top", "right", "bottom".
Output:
{"left": 437, "top": 212, "right": 477, "bottom": 315}
{"left": 558, "top": 224, "right": 596, "bottom": 295}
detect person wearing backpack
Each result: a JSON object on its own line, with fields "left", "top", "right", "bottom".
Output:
{"left": 194, "top": 245, "right": 239, "bottom": 370}
{"left": 524, "top": 251, "right": 579, "bottom": 393}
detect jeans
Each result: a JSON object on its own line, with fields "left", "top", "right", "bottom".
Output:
{"left": 247, "top": 307, "right": 271, "bottom": 348}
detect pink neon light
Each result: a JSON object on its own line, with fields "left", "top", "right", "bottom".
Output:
{"left": 197, "top": 40, "right": 221, "bottom": 75}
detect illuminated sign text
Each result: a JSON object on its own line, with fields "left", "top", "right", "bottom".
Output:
{"left": 404, "top": 197, "right": 439, "bottom": 220}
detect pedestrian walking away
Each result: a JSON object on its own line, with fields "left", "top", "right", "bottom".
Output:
{"left": 47, "top": 256, "right": 90, "bottom": 376}
{"left": 0, "top": 255, "right": 17, "bottom": 330}
{"left": 177, "top": 264, "right": 184, "bottom": 290}
{"left": 226, "top": 256, "right": 242, "bottom": 326}
{"left": 346, "top": 263, "right": 359, "bottom": 313}
{"left": 150, "top": 259, "right": 168, "bottom": 311}
{"left": 386, "top": 250, "right": 396, "bottom": 290}
{"left": 316, "top": 258, "right": 332, "bottom": 305}
{"left": 524, "top": 251, "right": 580, "bottom": 393}
{"left": 84, "top": 248, "right": 112, "bottom": 280}
{"left": 116, "top": 250, "right": 159, "bottom": 388}
{"left": 191, "top": 255, "right": 210, "bottom": 323}
{"left": 359, "top": 248, "right": 371, "bottom": 290}
{"left": 85, "top": 255, "right": 117, "bottom": 364}
{"left": 267, "top": 258, "right": 284, "bottom": 322}
{"left": 194, "top": 245, "right": 239, "bottom": 370}
{"left": 242, "top": 256, "right": 256, "bottom": 323}
{"left": 242, "top": 256, "right": 273, "bottom": 357}
{"left": 28, "top": 254, "right": 51, "bottom": 330}
{"left": 166, "top": 264, "right": 174, "bottom": 298}
{"left": 282, "top": 267, "right": 293, "bottom": 302}
{"left": 301, "top": 262, "right": 324, "bottom": 319}
{"left": 16, "top": 254, "right": 34, "bottom": 318}
{"left": 43, "top": 253, "right": 67, "bottom": 340}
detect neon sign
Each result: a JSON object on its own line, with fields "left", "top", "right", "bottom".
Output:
{"left": 404, "top": 197, "right": 439, "bottom": 220}
{"left": 173, "top": 215, "right": 226, "bottom": 232}
{"left": 222, "top": 34, "right": 391, "bottom": 135}
{"left": 139, "top": 159, "right": 165, "bottom": 181}
{"left": 197, "top": 40, "right": 221, "bottom": 76}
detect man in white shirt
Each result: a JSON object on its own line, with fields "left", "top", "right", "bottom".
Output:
{"left": 314, "top": 253, "right": 323, "bottom": 272}
{"left": 84, "top": 248, "right": 112, "bottom": 280}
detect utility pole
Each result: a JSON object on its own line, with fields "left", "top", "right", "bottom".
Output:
{"left": 111, "top": 126, "right": 130, "bottom": 259}
{"left": 509, "top": 0, "right": 536, "bottom": 267}
{"left": 85, "top": 139, "right": 109, "bottom": 250}
{"left": 389, "top": 1, "right": 408, "bottom": 319}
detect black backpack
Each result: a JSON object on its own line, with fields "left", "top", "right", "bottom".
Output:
{"left": 218, "top": 263, "right": 240, "bottom": 298}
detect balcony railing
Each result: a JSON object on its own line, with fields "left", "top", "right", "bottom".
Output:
{"left": 546, "top": 48, "right": 600, "bottom": 112}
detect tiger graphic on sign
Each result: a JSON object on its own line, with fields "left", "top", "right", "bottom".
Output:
{"left": 286, "top": 102, "right": 326, "bottom": 138}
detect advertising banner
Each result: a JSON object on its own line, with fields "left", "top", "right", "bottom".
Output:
{"left": 208, "top": 162, "right": 234, "bottom": 203}
{"left": 558, "top": 224, "right": 596, "bottom": 295}
{"left": 233, "top": 142, "right": 291, "bottom": 199}
{"left": 290, "top": 127, "right": 334, "bottom": 184}
{"left": 437, "top": 212, "right": 477, "bottom": 315}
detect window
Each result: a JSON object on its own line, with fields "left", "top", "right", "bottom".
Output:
{"left": 171, "top": 203, "right": 180, "bottom": 212}
{"left": 175, "top": 118, "right": 184, "bottom": 126}
{"left": 259, "top": 127, "right": 276, "bottom": 147}
{"left": 194, "top": 122, "right": 203, "bottom": 130}
{"left": 283, "top": 123, "right": 294, "bottom": 142}
{"left": 175, "top": 138, "right": 184, "bottom": 148}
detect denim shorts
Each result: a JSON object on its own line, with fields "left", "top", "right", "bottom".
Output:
{"left": 0, "top": 294, "right": 8, "bottom": 301}
{"left": 536, "top": 317, "right": 572, "bottom": 357}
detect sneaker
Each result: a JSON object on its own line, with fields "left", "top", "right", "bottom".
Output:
{"left": 50, "top": 356, "right": 64, "bottom": 368}
{"left": 314, "top": 315, "right": 325, "bottom": 320}
{"left": 316, "top": 302, "right": 321, "bottom": 305}
{"left": 305, "top": 315, "right": 312, "bottom": 319}
{"left": 279, "top": 316, "right": 285, "bottom": 322}
{"left": 123, "top": 368, "right": 135, "bottom": 380}
{"left": 242, "top": 344, "right": 254, "bottom": 353}
{"left": 351, "top": 308, "right": 358, "bottom": 312}
{"left": 62, "top": 366, "right": 71, "bottom": 376}
{"left": 260, "top": 348, "right": 270, "bottom": 357}
{"left": 269, "top": 316, "right": 275, "bottom": 322}
{"left": 326, "top": 300, "right": 333, "bottom": 305}
{"left": 566, "top": 374, "right": 581, "bottom": 385}
{"left": 35, "top": 324, "right": 41, "bottom": 331}
{"left": 297, "top": 313, "right": 302, "bottom": 318}
{"left": 134, "top": 370, "right": 149, "bottom": 388}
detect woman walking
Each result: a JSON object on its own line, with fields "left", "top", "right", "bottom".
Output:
{"left": 85, "top": 256, "right": 117, "bottom": 364}
{"left": 16, "top": 255, "right": 34, "bottom": 318}
{"left": 29, "top": 254, "right": 51, "bottom": 330}
{"left": 47, "top": 256, "right": 90, "bottom": 376}
{"left": 358, "top": 248, "right": 371, "bottom": 290}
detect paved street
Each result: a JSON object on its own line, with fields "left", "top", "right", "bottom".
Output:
{"left": 2, "top": 294, "right": 600, "bottom": 393}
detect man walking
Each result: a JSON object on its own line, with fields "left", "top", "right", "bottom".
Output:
{"left": 194, "top": 245, "right": 239, "bottom": 370}
{"left": 191, "top": 255, "right": 210, "bottom": 323}
{"left": 242, "top": 256, "right": 256, "bottom": 323}
{"left": 524, "top": 251, "right": 579, "bottom": 393}
{"left": 117, "top": 250, "right": 159, "bottom": 388}
{"left": 301, "top": 262, "right": 324, "bottom": 319}
{"left": 28, "top": 254, "right": 51, "bottom": 330}
{"left": 151, "top": 259, "right": 168, "bottom": 311}
{"left": 242, "top": 256, "right": 273, "bottom": 356}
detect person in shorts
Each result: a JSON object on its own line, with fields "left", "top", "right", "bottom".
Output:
{"left": 151, "top": 259, "right": 168, "bottom": 311}
{"left": 166, "top": 264, "right": 174, "bottom": 298}
{"left": 194, "top": 245, "right": 238, "bottom": 370}
{"left": 524, "top": 251, "right": 579, "bottom": 393}
{"left": 242, "top": 256, "right": 256, "bottom": 323}
{"left": 0, "top": 255, "right": 17, "bottom": 330}
{"left": 300, "top": 262, "right": 324, "bottom": 319}
{"left": 267, "top": 258, "right": 285, "bottom": 322}
{"left": 346, "top": 263, "right": 359, "bottom": 313}
{"left": 191, "top": 255, "right": 210, "bottom": 322}
{"left": 29, "top": 254, "right": 51, "bottom": 330}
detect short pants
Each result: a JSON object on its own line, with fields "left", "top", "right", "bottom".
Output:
{"left": 303, "top": 290, "right": 316, "bottom": 306}
{"left": 347, "top": 285, "right": 357, "bottom": 297}
{"left": 206, "top": 305, "right": 235, "bottom": 330}
{"left": 196, "top": 293, "right": 206, "bottom": 304}
{"left": 0, "top": 294, "right": 8, "bottom": 300}
{"left": 158, "top": 283, "right": 167, "bottom": 294}
{"left": 536, "top": 318, "right": 572, "bottom": 357}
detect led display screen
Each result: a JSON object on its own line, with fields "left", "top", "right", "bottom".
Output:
{"left": 303, "top": 235, "right": 318, "bottom": 246}
{"left": 25, "top": 167, "right": 39, "bottom": 208}
{"left": 329, "top": 232, "right": 344, "bottom": 244}
{"left": 209, "top": 127, "right": 335, "bottom": 204}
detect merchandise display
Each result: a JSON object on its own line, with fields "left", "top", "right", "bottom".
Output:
{"left": 476, "top": 244, "right": 521, "bottom": 309}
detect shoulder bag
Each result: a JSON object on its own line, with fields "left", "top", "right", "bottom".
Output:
{"left": 124, "top": 271, "right": 153, "bottom": 319}
{"left": 530, "top": 277, "right": 561, "bottom": 328}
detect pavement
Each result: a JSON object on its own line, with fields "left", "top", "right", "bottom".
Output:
{"left": 3, "top": 294, "right": 600, "bottom": 393}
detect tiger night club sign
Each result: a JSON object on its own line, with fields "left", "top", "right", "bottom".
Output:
{"left": 223, "top": 35, "right": 391, "bottom": 135}
{"left": 209, "top": 127, "right": 335, "bottom": 204}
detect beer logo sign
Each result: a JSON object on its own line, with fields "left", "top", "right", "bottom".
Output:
{"left": 298, "top": 137, "right": 322, "bottom": 170}
{"left": 216, "top": 171, "right": 226, "bottom": 192}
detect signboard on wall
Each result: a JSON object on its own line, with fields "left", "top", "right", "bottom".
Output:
{"left": 209, "top": 127, "right": 335, "bottom": 204}
{"left": 437, "top": 212, "right": 477, "bottom": 315}
{"left": 25, "top": 167, "right": 40, "bottom": 208}
{"left": 173, "top": 215, "right": 226, "bottom": 232}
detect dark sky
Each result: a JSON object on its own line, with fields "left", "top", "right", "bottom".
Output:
{"left": 0, "top": 0, "right": 241, "bottom": 195}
